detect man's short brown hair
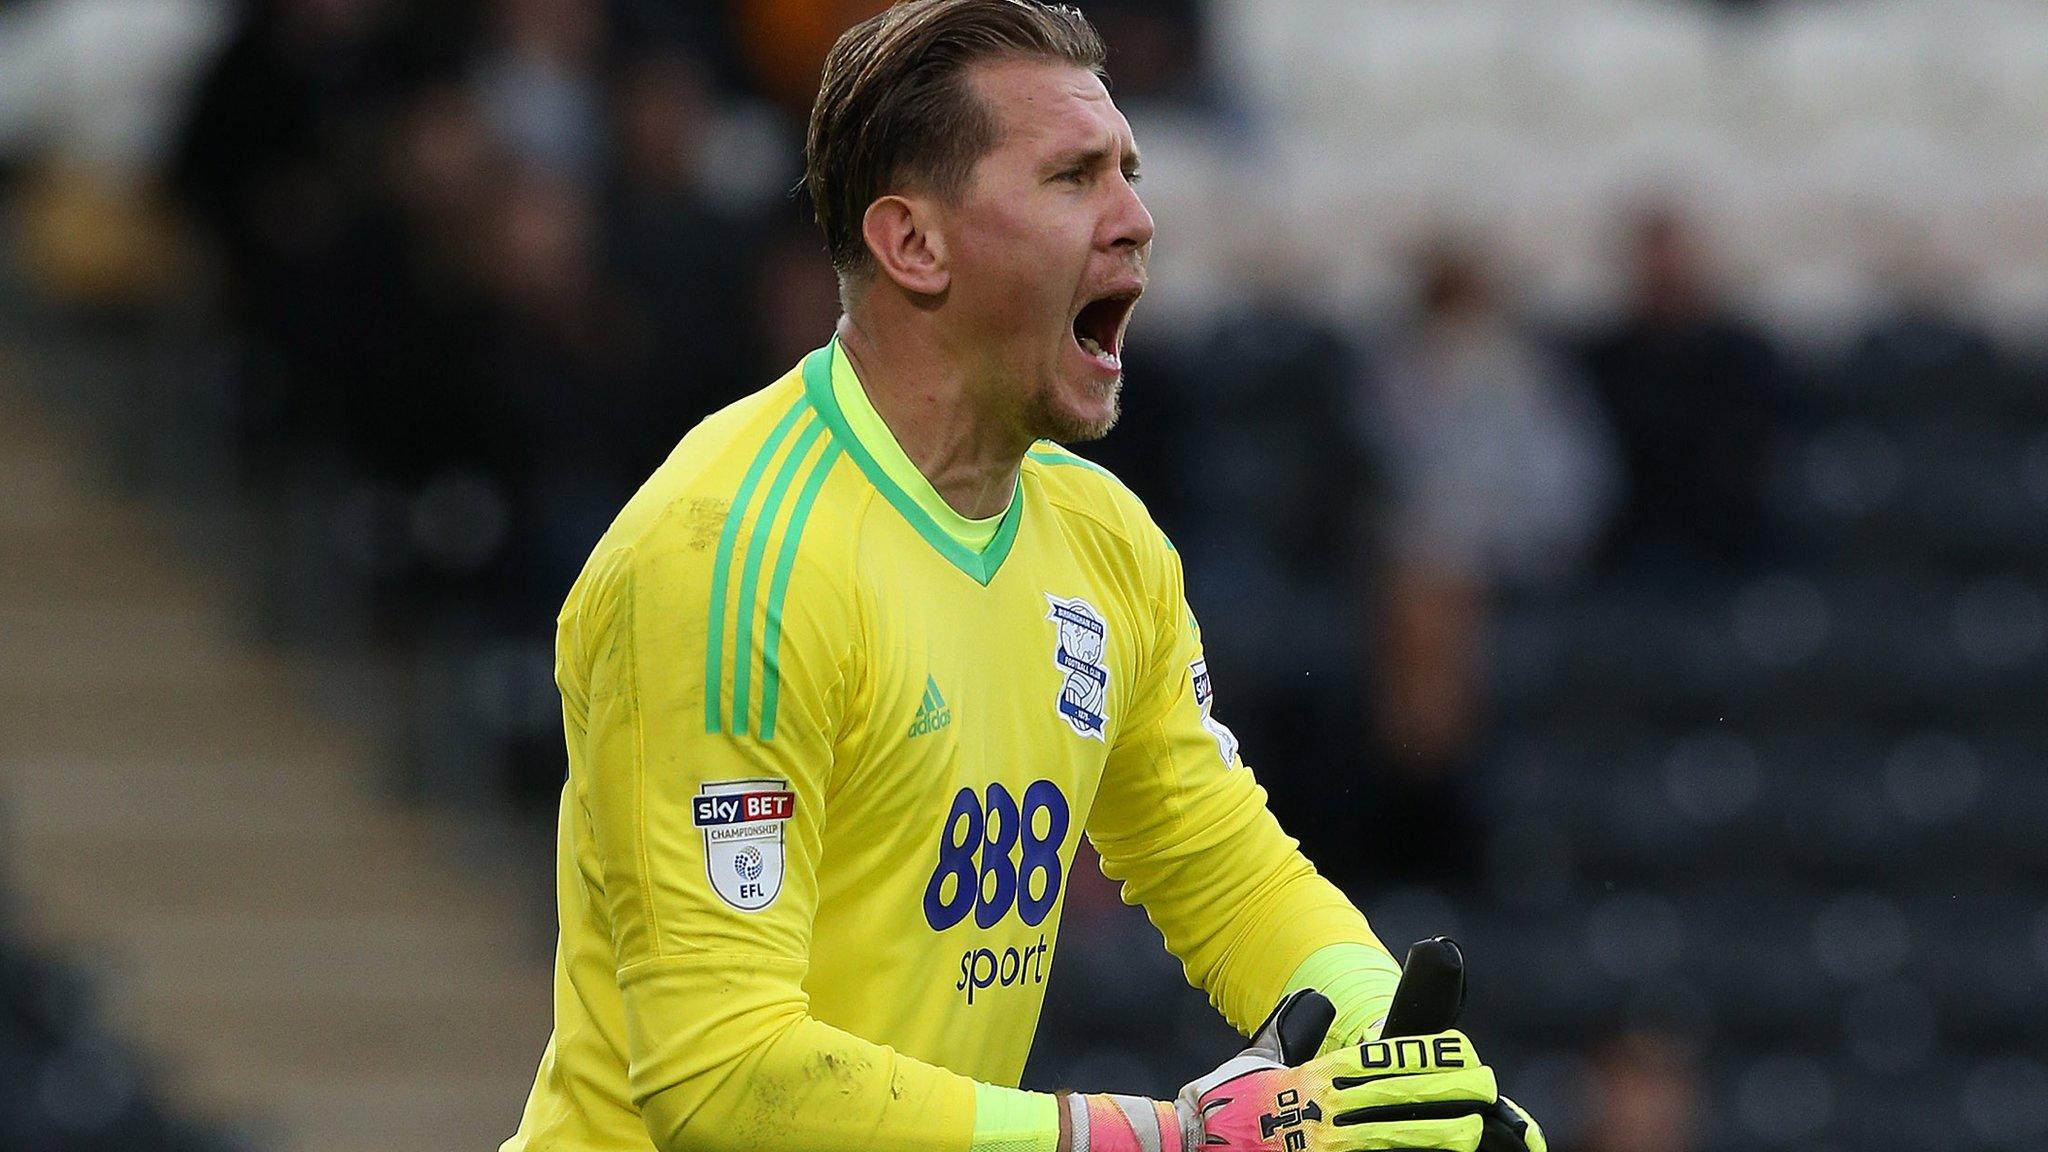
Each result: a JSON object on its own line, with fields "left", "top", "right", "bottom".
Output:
{"left": 805, "top": 0, "right": 1106, "bottom": 281}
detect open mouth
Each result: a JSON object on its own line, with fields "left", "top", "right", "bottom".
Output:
{"left": 1072, "top": 290, "right": 1140, "bottom": 366}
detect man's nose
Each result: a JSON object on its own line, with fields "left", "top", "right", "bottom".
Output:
{"left": 1109, "top": 178, "right": 1154, "bottom": 252}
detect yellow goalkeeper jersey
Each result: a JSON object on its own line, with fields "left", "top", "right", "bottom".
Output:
{"left": 502, "top": 339, "right": 1390, "bottom": 1152}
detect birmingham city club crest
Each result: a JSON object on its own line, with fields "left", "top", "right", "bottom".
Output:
{"left": 1046, "top": 593, "right": 1110, "bottom": 741}
{"left": 692, "top": 779, "right": 795, "bottom": 911}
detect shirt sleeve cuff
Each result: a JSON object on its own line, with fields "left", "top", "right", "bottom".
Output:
{"left": 971, "top": 1082, "right": 1061, "bottom": 1152}
{"left": 1282, "top": 941, "right": 1404, "bottom": 1056}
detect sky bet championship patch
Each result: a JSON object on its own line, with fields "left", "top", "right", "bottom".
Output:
{"left": 693, "top": 779, "right": 795, "bottom": 911}
{"left": 1189, "top": 657, "right": 1240, "bottom": 767}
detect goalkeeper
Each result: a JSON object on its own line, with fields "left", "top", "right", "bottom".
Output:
{"left": 501, "top": 3, "right": 1544, "bottom": 1151}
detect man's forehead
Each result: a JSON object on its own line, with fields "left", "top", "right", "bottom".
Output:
{"left": 971, "top": 59, "right": 1135, "bottom": 159}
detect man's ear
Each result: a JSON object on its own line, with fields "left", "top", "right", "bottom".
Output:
{"left": 861, "top": 194, "right": 950, "bottom": 296}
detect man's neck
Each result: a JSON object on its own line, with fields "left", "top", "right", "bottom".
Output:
{"left": 834, "top": 314, "right": 1030, "bottom": 521}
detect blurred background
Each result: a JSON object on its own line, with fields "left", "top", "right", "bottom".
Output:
{"left": 1, "top": 0, "right": 2046, "bottom": 1149}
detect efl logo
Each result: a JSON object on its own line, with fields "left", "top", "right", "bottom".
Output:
{"left": 696, "top": 779, "right": 792, "bottom": 911}
{"left": 692, "top": 789, "right": 795, "bottom": 827}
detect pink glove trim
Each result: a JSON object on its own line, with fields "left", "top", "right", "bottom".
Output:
{"left": 1072, "top": 1093, "right": 1177, "bottom": 1152}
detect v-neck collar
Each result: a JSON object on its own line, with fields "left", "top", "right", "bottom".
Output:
{"left": 801, "top": 339, "right": 1024, "bottom": 586}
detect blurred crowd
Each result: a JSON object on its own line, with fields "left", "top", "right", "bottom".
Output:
{"left": 149, "top": 0, "right": 1808, "bottom": 826}
{"left": 5, "top": 1, "right": 2048, "bottom": 1151}
{"left": 0, "top": 936, "right": 241, "bottom": 1152}
{"left": 153, "top": 0, "right": 1216, "bottom": 803}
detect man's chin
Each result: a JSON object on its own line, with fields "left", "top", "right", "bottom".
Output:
{"left": 1032, "top": 378, "right": 1121, "bottom": 444}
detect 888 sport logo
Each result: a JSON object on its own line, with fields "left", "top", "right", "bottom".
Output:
{"left": 922, "top": 780, "right": 1070, "bottom": 931}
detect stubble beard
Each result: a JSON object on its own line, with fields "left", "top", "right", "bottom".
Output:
{"left": 1026, "top": 373, "right": 1122, "bottom": 445}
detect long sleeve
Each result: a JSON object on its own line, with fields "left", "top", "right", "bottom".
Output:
{"left": 563, "top": 535, "right": 978, "bottom": 1152}
{"left": 1086, "top": 529, "right": 1395, "bottom": 1039}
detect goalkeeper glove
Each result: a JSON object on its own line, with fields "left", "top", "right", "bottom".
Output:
{"left": 1063, "top": 988, "right": 1534, "bottom": 1152}
{"left": 1481, "top": 1096, "right": 1546, "bottom": 1152}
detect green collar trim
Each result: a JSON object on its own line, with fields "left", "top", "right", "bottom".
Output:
{"left": 832, "top": 340, "right": 1004, "bottom": 550}
{"left": 801, "top": 340, "right": 1023, "bottom": 585}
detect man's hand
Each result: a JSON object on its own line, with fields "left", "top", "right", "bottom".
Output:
{"left": 1180, "top": 989, "right": 1501, "bottom": 1152}
{"left": 1373, "top": 936, "right": 1547, "bottom": 1152}
{"left": 1063, "top": 989, "right": 1512, "bottom": 1152}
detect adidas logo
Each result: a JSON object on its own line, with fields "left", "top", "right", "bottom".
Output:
{"left": 907, "top": 675, "right": 952, "bottom": 738}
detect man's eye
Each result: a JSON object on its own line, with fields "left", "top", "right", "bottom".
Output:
{"left": 1124, "top": 170, "right": 1143, "bottom": 186}
{"left": 1056, "top": 169, "right": 1086, "bottom": 184}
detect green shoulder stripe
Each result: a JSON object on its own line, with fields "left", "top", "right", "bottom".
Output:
{"left": 757, "top": 439, "right": 844, "bottom": 741}
{"left": 731, "top": 418, "right": 827, "bottom": 737}
{"left": 1025, "top": 446, "right": 1116, "bottom": 478}
{"left": 705, "top": 397, "right": 808, "bottom": 734}
{"left": 1026, "top": 445, "right": 1152, "bottom": 511}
